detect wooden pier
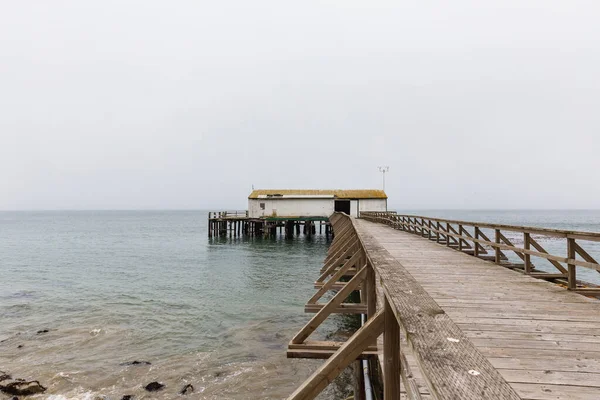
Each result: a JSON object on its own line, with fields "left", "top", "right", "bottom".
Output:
{"left": 287, "top": 212, "right": 600, "bottom": 399}
{"left": 207, "top": 211, "right": 332, "bottom": 238}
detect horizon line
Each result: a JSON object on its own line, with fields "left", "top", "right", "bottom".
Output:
{"left": 1, "top": 208, "right": 600, "bottom": 212}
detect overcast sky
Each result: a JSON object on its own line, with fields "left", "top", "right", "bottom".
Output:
{"left": 1, "top": 1, "right": 599, "bottom": 210}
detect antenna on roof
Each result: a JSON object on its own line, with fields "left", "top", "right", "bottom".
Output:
{"left": 377, "top": 166, "right": 389, "bottom": 191}
{"left": 252, "top": 184, "right": 255, "bottom": 190}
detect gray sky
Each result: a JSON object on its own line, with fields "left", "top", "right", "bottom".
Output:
{"left": 1, "top": 1, "right": 599, "bottom": 210}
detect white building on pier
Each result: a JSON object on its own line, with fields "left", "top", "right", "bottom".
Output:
{"left": 247, "top": 189, "right": 387, "bottom": 219}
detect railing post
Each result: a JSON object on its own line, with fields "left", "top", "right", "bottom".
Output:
{"left": 458, "top": 225, "right": 463, "bottom": 251}
{"left": 495, "top": 229, "right": 501, "bottom": 264}
{"left": 436, "top": 222, "right": 440, "bottom": 243}
{"left": 567, "top": 238, "right": 576, "bottom": 290}
{"left": 446, "top": 223, "right": 451, "bottom": 247}
{"left": 474, "top": 227, "right": 480, "bottom": 257}
{"left": 383, "top": 297, "right": 400, "bottom": 400}
{"left": 367, "top": 265, "right": 377, "bottom": 319}
{"left": 428, "top": 220, "right": 432, "bottom": 240}
{"left": 524, "top": 232, "right": 532, "bottom": 274}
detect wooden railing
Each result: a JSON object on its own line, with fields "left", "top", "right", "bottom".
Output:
{"left": 287, "top": 213, "right": 520, "bottom": 400}
{"left": 208, "top": 210, "right": 248, "bottom": 219}
{"left": 361, "top": 212, "right": 600, "bottom": 296}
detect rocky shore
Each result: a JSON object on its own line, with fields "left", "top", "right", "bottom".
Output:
{"left": 0, "top": 364, "right": 196, "bottom": 400}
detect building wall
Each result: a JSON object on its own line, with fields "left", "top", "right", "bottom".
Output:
{"left": 350, "top": 200, "right": 358, "bottom": 217}
{"left": 248, "top": 198, "right": 335, "bottom": 218}
{"left": 358, "top": 199, "right": 387, "bottom": 214}
{"left": 248, "top": 197, "right": 387, "bottom": 218}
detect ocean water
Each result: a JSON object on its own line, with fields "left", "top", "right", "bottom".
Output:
{"left": 1, "top": 210, "right": 599, "bottom": 400}
{"left": 0, "top": 211, "right": 334, "bottom": 400}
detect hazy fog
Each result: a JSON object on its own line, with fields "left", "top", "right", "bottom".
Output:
{"left": 1, "top": 1, "right": 599, "bottom": 210}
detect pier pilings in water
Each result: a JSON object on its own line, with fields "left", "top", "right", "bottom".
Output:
{"left": 207, "top": 211, "right": 331, "bottom": 238}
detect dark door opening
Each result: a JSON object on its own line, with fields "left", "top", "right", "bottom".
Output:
{"left": 334, "top": 200, "right": 351, "bottom": 215}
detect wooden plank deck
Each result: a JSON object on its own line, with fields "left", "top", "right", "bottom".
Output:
{"left": 355, "top": 218, "right": 600, "bottom": 400}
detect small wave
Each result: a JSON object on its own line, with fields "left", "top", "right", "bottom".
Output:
{"left": 47, "top": 390, "right": 96, "bottom": 400}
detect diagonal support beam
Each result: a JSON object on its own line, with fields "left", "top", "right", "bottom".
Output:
{"left": 497, "top": 231, "right": 525, "bottom": 261}
{"left": 529, "top": 236, "right": 568, "bottom": 273}
{"left": 323, "top": 226, "right": 353, "bottom": 259}
{"left": 478, "top": 229, "right": 508, "bottom": 260}
{"left": 287, "top": 310, "right": 384, "bottom": 400}
{"left": 318, "top": 239, "right": 358, "bottom": 279}
{"left": 294, "top": 266, "right": 367, "bottom": 343}
{"left": 308, "top": 251, "right": 363, "bottom": 304}
{"left": 460, "top": 228, "right": 488, "bottom": 254}
{"left": 574, "top": 242, "right": 600, "bottom": 276}
{"left": 322, "top": 227, "right": 355, "bottom": 265}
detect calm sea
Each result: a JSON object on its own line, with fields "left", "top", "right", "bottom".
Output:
{"left": 1, "top": 210, "right": 599, "bottom": 399}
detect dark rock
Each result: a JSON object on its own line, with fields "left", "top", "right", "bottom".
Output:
{"left": 121, "top": 396, "right": 132, "bottom": 400}
{"left": 180, "top": 384, "right": 194, "bottom": 395}
{"left": 0, "top": 372, "right": 11, "bottom": 382}
{"left": 0, "top": 380, "right": 47, "bottom": 396}
{"left": 144, "top": 382, "right": 164, "bottom": 392}
{"left": 119, "top": 361, "right": 151, "bottom": 366}
{"left": 12, "top": 397, "right": 18, "bottom": 400}
{"left": 36, "top": 330, "right": 49, "bottom": 335}
{"left": 17, "top": 345, "right": 23, "bottom": 349}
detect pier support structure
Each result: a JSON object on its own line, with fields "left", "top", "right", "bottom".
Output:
{"left": 208, "top": 211, "right": 331, "bottom": 239}
{"left": 286, "top": 212, "right": 523, "bottom": 400}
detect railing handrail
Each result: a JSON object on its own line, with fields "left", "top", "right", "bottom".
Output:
{"left": 208, "top": 210, "right": 249, "bottom": 218}
{"left": 362, "top": 212, "right": 600, "bottom": 241}
{"left": 360, "top": 211, "right": 600, "bottom": 293}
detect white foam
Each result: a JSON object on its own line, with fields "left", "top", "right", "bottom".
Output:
{"left": 47, "top": 391, "right": 96, "bottom": 400}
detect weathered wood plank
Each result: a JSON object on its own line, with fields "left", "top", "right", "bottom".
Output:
{"left": 499, "top": 369, "right": 600, "bottom": 388}
{"left": 464, "top": 330, "right": 600, "bottom": 343}
{"left": 354, "top": 217, "right": 600, "bottom": 400}
{"left": 353, "top": 220, "right": 521, "bottom": 400}
{"left": 510, "top": 382, "right": 600, "bottom": 400}
{"left": 469, "top": 338, "right": 600, "bottom": 352}
{"left": 488, "top": 357, "right": 600, "bottom": 374}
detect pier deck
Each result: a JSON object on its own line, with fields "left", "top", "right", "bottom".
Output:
{"left": 288, "top": 213, "right": 600, "bottom": 400}
{"left": 356, "top": 218, "right": 600, "bottom": 400}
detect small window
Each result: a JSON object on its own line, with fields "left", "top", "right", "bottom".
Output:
{"left": 260, "top": 203, "right": 265, "bottom": 210}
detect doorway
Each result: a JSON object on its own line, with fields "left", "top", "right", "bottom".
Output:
{"left": 334, "top": 200, "right": 351, "bottom": 215}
